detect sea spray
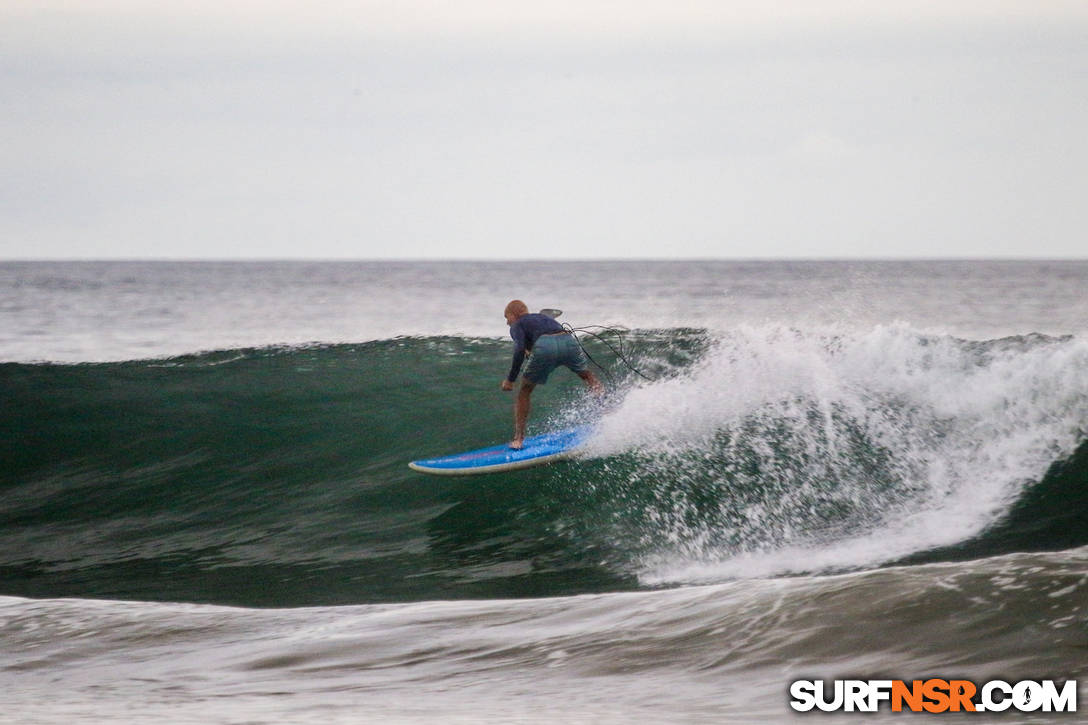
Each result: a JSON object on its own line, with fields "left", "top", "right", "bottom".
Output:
{"left": 582, "top": 324, "right": 1088, "bottom": 584}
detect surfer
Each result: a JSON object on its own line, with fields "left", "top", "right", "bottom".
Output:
{"left": 501, "top": 299, "right": 603, "bottom": 449}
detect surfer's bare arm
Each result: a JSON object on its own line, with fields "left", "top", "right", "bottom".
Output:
{"left": 501, "top": 379, "right": 513, "bottom": 391}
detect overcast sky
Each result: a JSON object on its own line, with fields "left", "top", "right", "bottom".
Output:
{"left": 2, "top": 1, "right": 1087, "bottom": 259}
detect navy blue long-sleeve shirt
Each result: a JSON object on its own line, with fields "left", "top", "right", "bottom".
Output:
{"left": 506, "top": 313, "right": 565, "bottom": 382}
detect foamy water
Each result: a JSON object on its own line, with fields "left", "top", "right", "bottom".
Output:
{"left": 583, "top": 323, "right": 1088, "bottom": 583}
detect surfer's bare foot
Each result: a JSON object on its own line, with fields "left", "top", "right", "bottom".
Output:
{"left": 510, "top": 439, "right": 523, "bottom": 450}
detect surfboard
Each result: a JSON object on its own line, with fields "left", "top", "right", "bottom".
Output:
{"left": 408, "top": 426, "right": 591, "bottom": 476}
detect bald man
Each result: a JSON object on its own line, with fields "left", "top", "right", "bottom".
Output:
{"left": 501, "top": 299, "right": 603, "bottom": 449}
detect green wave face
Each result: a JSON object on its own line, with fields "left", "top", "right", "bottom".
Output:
{"left": 1, "top": 330, "right": 1085, "bottom": 607}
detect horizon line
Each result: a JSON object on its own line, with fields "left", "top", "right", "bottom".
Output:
{"left": 3, "top": 256, "right": 1087, "bottom": 264}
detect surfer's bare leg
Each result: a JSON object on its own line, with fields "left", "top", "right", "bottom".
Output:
{"left": 577, "top": 370, "right": 604, "bottom": 396}
{"left": 512, "top": 380, "right": 535, "bottom": 449}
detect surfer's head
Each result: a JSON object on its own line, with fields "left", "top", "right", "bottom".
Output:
{"left": 504, "top": 299, "right": 529, "bottom": 325}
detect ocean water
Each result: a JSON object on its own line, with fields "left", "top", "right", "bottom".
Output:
{"left": 1, "top": 260, "right": 1086, "bottom": 723}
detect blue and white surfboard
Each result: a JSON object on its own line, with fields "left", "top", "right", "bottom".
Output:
{"left": 409, "top": 426, "right": 591, "bottom": 476}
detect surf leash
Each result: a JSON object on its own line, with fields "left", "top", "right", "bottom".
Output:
{"left": 563, "top": 323, "right": 657, "bottom": 383}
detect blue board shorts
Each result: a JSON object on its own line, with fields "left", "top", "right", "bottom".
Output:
{"left": 524, "top": 333, "right": 588, "bottom": 384}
